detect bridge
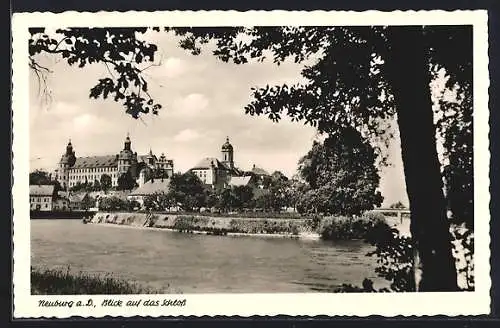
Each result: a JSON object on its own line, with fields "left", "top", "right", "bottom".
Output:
{"left": 371, "top": 208, "right": 411, "bottom": 223}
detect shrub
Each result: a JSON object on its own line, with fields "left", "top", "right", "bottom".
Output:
{"left": 319, "top": 214, "right": 387, "bottom": 240}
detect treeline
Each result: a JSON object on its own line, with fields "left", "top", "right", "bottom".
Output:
{"left": 142, "top": 171, "right": 294, "bottom": 213}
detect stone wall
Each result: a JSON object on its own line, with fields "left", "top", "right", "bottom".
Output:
{"left": 90, "top": 212, "right": 315, "bottom": 236}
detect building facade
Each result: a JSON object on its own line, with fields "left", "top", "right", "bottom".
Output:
{"left": 55, "top": 135, "right": 174, "bottom": 190}
{"left": 29, "top": 185, "right": 56, "bottom": 211}
{"left": 190, "top": 137, "right": 246, "bottom": 189}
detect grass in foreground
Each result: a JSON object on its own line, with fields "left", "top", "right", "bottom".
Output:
{"left": 31, "top": 266, "right": 162, "bottom": 295}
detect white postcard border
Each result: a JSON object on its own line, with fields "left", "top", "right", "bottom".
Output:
{"left": 12, "top": 10, "right": 491, "bottom": 318}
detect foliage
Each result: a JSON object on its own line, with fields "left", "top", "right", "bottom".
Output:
{"left": 100, "top": 174, "right": 112, "bottom": 192}
{"left": 231, "top": 185, "right": 255, "bottom": 209}
{"left": 117, "top": 171, "right": 137, "bottom": 191}
{"left": 81, "top": 194, "right": 95, "bottom": 210}
{"left": 389, "top": 201, "right": 407, "bottom": 209}
{"left": 451, "top": 226, "right": 474, "bottom": 290}
{"left": 364, "top": 223, "right": 415, "bottom": 292}
{"left": 228, "top": 219, "right": 302, "bottom": 235}
{"left": 168, "top": 172, "right": 206, "bottom": 211}
{"left": 29, "top": 169, "right": 53, "bottom": 185}
{"left": 296, "top": 127, "right": 383, "bottom": 216}
{"left": 319, "top": 214, "right": 387, "bottom": 241}
{"left": 360, "top": 223, "right": 474, "bottom": 292}
{"left": 70, "top": 180, "right": 105, "bottom": 192}
{"left": 29, "top": 28, "right": 162, "bottom": 118}
{"left": 31, "top": 266, "right": 161, "bottom": 294}
{"left": 29, "top": 169, "right": 62, "bottom": 191}
{"left": 436, "top": 80, "right": 473, "bottom": 229}
{"left": 98, "top": 196, "right": 130, "bottom": 211}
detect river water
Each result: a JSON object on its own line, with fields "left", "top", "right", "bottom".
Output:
{"left": 31, "top": 219, "right": 387, "bottom": 293}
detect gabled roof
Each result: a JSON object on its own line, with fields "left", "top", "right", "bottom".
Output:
{"left": 30, "top": 185, "right": 55, "bottom": 196}
{"left": 251, "top": 165, "right": 270, "bottom": 176}
{"left": 72, "top": 155, "right": 118, "bottom": 168}
{"left": 231, "top": 167, "right": 245, "bottom": 176}
{"left": 129, "top": 178, "right": 171, "bottom": 196}
{"left": 191, "top": 157, "right": 230, "bottom": 170}
{"left": 138, "top": 154, "right": 157, "bottom": 163}
{"left": 229, "top": 176, "right": 252, "bottom": 187}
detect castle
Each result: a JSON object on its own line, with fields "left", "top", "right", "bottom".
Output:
{"left": 55, "top": 134, "right": 174, "bottom": 190}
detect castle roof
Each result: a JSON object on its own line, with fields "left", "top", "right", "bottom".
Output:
{"left": 138, "top": 154, "right": 157, "bottom": 163}
{"left": 72, "top": 155, "right": 118, "bottom": 169}
{"left": 129, "top": 178, "right": 171, "bottom": 196}
{"left": 191, "top": 157, "right": 230, "bottom": 170}
{"left": 251, "top": 165, "right": 269, "bottom": 176}
{"left": 30, "top": 184, "right": 55, "bottom": 196}
{"left": 228, "top": 176, "right": 252, "bottom": 187}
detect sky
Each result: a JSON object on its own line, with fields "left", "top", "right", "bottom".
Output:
{"left": 29, "top": 29, "right": 409, "bottom": 207}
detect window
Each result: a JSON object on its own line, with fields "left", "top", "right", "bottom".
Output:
{"left": 45, "top": 204, "right": 48, "bottom": 208}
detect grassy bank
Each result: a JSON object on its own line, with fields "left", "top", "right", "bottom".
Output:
{"left": 31, "top": 267, "right": 161, "bottom": 294}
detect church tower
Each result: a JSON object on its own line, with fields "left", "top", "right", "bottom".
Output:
{"left": 221, "top": 136, "right": 234, "bottom": 169}
{"left": 57, "top": 139, "right": 76, "bottom": 190}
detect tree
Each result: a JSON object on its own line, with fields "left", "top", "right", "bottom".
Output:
{"left": 204, "top": 188, "right": 219, "bottom": 209}
{"left": 81, "top": 194, "right": 95, "bottom": 211}
{"left": 267, "top": 171, "right": 293, "bottom": 211}
{"left": 296, "top": 127, "right": 383, "bottom": 216}
{"left": 100, "top": 174, "right": 112, "bottom": 193}
{"left": 92, "top": 179, "right": 101, "bottom": 191}
{"left": 30, "top": 26, "right": 473, "bottom": 291}
{"left": 143, "top": 194, "right": 158, "bottom": 211}
{"left": 390, "top": 201, "right": 407, "bottom": 209}
{"left": 29, "top": 28, "right": 162, "bottom": 117}
{"left": 117, "top": 171, "right": 136, "bottom": 191}
{"left": 29, "top": 169, "right": 52, "bottom": 185}
{"left": 168, "top": 172, "right": 206, "bottom": 211}
{"left": 169, "top": 26, "right": 471, "bottom": 291}
{"left": 216, "top": 188, "right": 234, "bottom": 212}
{"left": 29, "top": 169, "right": 62, "bottom": 192}
{"left": 231, "top": 185, "right": 254, "bottom": 210}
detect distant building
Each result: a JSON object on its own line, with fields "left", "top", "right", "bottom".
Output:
{"left": 29, "top": 185, "right": 56, "bottom": 211}
{"left": 68, "top": 193, "right": 86, "bottom": 211}
{"left": 53, "top": 191, "right": 70, "bottom": 211}
{"left": 228, "top": 176, "right": 255, "bottom": 188}
{"left": 189, "top": 137, "right": 275, "bottom": 190}
{"left": 189, "top": 137, "right": 247, "bottom": 189}
{"left": 248, "top": 164, "right": 271, "bottom": 189}
{"left": 55, "top": 135, "right": 174, "bottom": 190}
{"left": 127, "top": 178, "right": 171, "bottom": 207}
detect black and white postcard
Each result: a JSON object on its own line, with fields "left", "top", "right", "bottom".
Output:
{"left": 12, "top": 10, "right": 490, "bottom": 317}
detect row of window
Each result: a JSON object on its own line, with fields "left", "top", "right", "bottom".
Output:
{"left": 30, "top": 197, "right": 51, "bottom": 203}
{"left": 70, "top": 173, "right": 117, "bottom": 180}
{"left": 68, "top": 180, "right": 118, "bottom": 187}
{"left": 70, "top": 167, "right": 117, "bottom": 173}
{"left": 31, "top": 203, "right": 50, "bottom": 209}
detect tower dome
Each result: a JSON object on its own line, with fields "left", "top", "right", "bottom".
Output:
{"left": 60, "top": 139, "right": 76, "bottom": 166}
{"left": 221, "top": 136, "right": 234, "bottom": 169}
{"left": 221, "top": 136, "right": 233, "bottom": 151}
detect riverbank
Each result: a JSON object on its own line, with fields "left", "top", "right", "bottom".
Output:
{"left": 31, "top": 266, "right": 161, "bottom": 294}
{"left": 89, "top": 211, "right": 321, "bottom": 239}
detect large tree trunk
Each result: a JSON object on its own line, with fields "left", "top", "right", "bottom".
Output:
{"left": 386, "top": 27, "right": 458, "bottom": 291}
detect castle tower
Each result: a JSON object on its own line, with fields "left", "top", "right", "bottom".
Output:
{"left": 118, "top": 134, "right": 135, "bottom": 176}
{"left": 57, "top": 139, "right": 76, "bottom": 190}
{"left": 221, "top": 136, "right": 234, "bottom": 169}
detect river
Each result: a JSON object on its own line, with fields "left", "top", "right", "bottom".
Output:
{"left": 31, "top": 219, "right": 387, "bottom": 293}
